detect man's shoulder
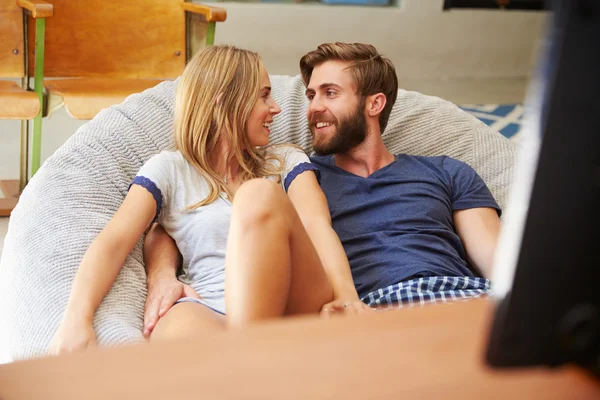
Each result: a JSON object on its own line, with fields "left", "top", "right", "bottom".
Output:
{"left": 397, "top": 154, "right": 470, "bottom": 172}
{"left": 309, "top": 154, "right": 333, "bottom": 167}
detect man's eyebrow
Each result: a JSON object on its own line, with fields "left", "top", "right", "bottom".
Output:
{"left": 305, "top": 83, "right": 341, "bottom": 96}
{"left": 319, "top": 83, "right": 341, "bottom": 90}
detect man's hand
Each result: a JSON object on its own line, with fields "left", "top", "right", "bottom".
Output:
{"left": 320, "top": 299, "right": 374, "bottom": 318}
{"left": 144, "top": 275, "right": 200, "bottom": 337}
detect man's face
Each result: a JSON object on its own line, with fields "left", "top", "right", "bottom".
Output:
{"left": 305, "top": 60, "right": 367, "bottom": 156}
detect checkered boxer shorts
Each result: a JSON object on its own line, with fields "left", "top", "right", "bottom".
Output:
{"left": 361, "top": 276, "right": 491, "bottom": 310}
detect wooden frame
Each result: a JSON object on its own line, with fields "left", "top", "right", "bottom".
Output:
{"left": 21, "top": 0, "right": 226, "bottom": 178}
{"left": 0, "top": 0, "right": 50, "bottom": 216}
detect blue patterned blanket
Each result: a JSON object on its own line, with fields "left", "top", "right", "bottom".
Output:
{"left": 460, "top": 104, "right": 523, "bottom": 142}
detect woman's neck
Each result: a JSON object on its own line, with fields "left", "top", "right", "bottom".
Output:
{"left": 210, "top": 141, "right": 240, "bottom": 181}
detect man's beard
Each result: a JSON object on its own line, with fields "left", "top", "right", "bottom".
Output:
{"left": 310, "top": 99, "right": 367, "bottom": 156}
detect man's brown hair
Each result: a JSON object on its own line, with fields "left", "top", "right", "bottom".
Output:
{"left": 300, "top": 42, "right": 398, "bottom": 133}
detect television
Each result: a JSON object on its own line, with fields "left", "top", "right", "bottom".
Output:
{"left": 443, "top": 0, "right": 546, "bottom": 10}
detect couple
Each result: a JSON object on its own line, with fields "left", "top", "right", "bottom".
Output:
{"left": 51, "top": 42, "right": 501, "bottom": 353}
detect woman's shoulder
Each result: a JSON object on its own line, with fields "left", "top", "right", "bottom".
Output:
{"left": 266, "top": 144, "right": 307, "bottom": 159}
{"left": 144, "top": 149, "right": 187, "bottom": 168}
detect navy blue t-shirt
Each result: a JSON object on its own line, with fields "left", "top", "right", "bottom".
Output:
{"left": 310, "top": 154, "right": 501, "bottom": 299}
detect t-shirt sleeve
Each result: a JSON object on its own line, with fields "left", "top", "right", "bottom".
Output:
{"left": 274, "top": 146, "right": 321, "bottom": 193}
{"left": 128, "top": 152, "right": 173, "bottom": 223}
{"left": 443, "top": 157, "right": 502, "bottom": 216}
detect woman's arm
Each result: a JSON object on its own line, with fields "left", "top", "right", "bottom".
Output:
{"left": 287, "top": 172, "right": 363, "bottom": 308}
{"left": 51, "top": 185, "right": 157, "bottom": 353}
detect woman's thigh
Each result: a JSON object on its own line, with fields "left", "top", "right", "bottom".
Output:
{"left": 151, "top": 302, "right": 226, "bottom": 341}
{"left": 229, "top": 179, "right": 333, "bottom": 317}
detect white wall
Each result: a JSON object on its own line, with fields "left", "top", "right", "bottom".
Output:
{"left": 0, "top": 0, "right": 549, "bottom": 182}
{"left": 215, "top": 1, "right": 547, "bottom": 80}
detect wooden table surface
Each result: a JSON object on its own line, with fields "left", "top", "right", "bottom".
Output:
{"left": 1, "top": 298, "right": 598, "bottom": 399}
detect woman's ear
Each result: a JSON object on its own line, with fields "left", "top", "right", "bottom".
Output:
{"left": 366, "top": 93, "right": 387, "bottom": 117}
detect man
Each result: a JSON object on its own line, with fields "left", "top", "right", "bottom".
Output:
{"left": 301, "top": 43, "right": 500, "bottom": 310}
{"left": 143, "top": 42, "right": 501, "bottom": 336}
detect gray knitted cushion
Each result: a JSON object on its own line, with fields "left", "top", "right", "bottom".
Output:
{"left": 0, "top": 75, "right": 516, "bottom": 360}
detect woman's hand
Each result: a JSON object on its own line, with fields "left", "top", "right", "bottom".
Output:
{"left": 320, "top": 299, "right": 375, "bottom": 318}
{"left": 50, "top": 317, "right": 97, "bottom": 355}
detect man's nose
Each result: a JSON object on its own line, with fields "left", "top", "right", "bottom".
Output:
{"left": 308, "top": 96, "right": 326, "bottom": 115}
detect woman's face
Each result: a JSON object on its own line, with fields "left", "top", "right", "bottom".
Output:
{"left": 246, "top": 69, "right": 281, "bottom": 147}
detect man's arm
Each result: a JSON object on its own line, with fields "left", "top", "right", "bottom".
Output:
{"left": 453, "top": 207, "right": 501, "bottom": 279}
{"left": 144, "top": 224, "right": 181, "bottom": 282}
{"left": 143, "top": 224, "right": 199, "bottom": 337}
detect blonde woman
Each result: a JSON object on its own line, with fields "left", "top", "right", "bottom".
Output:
{"left": 51, "top": 45, "right": 365, "bottom": 354}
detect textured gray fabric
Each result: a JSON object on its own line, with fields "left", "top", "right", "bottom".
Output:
{"left": 0, "top": 75, "right": 516, "bottom": 360}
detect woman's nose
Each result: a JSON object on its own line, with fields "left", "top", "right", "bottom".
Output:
{"left": 270, "top": 99, "right": 281, "bottom": 115}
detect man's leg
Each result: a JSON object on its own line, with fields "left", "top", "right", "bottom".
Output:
{"left": 225, "top": 179, "right": 334, "bottom": 328}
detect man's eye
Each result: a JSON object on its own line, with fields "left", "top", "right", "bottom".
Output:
{"left": 326, "top": 90, "right": 336, "bottom": 96}
{"left": 306, "top": 94, "right": 314, "bottom": 101}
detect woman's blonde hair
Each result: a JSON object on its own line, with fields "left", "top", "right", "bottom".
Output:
{"left": 175, "top": 45, "right": 284, "bottom": 208}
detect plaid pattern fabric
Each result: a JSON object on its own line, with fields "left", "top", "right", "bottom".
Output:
{"left": 361, "top": 276, "right": 490, "bottom": 310}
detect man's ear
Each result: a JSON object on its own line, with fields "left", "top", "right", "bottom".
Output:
{"left": 366, "top": 93, "right": 387, "bottom": 118}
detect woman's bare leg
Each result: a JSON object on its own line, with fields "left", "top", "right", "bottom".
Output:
{"left": 151, "top": 178, "right": 333, "bottom": 339}
{"left": 225, "top": 179, "right": 334, "bottom": 328}
{"left": 150, "top": 302, "right": 225, "bottom": 341}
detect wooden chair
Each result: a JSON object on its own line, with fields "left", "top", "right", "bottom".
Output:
{"left": 25, "top": 0, "right": 226, "bottom": 176}
{"left": 0, "top": 0, "right": 49, "bottom": 216}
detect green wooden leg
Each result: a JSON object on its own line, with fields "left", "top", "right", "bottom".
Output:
{"left": 31, "top": 18, "right": 46, "bottom": 177}
{"left": 206, "top": 22, "right": 216, "bottom": 47}
{"left": 19, "top": 119, "right": 29, "bottom": 191}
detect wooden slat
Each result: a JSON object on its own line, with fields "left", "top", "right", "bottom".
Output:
{"left": 45, "top": 78, "right": 164, "bottom": 119}
{"left": 0, "top": 299, "right": 598, "bottom": 399}
{"left": 182, "top": 2, "right": 227, "bottom": 22}
{"left": 0, "top": 0, "right": 25, "bottom": 78}
{"left": 28, "top": 0, "right": 186, "bottom": 79}
{"left": 0, "top": 81, "right": 40, "bottom": 119}
{"left": 0, "top": 180, "right": 20, "bottom": 217}
{"left": 16, "top": 0, "right": 53, "bottom": 18}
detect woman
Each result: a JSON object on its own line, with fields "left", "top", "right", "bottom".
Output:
{"left": 51, "top": 45, "right": 363, "bottom": 354}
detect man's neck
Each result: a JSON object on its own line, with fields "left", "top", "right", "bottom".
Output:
{"left": 333, "top": 132, "right": 395, "bottom": 178}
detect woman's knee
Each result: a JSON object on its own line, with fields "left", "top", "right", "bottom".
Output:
{"left": 232, "top": 179, "right": 290, "bottom": 229}
{"left": 235, "top": 179, "right": 284, "bottom": 205}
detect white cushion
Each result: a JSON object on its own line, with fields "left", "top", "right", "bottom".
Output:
{"left": 0, "top": 75, "right": 516, "bottom": 360}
